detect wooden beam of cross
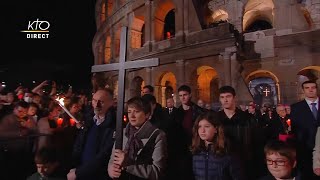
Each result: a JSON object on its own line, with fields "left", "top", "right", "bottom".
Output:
{"left": 91, "top": 26, "right": 159, "bottom": 149}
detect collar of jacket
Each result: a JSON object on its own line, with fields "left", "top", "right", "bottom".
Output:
{"left": 87, "top": 107, "right": 116, "bottom": 129}
{"left": 125, "top": 120, "right": 157, "bottom": 140}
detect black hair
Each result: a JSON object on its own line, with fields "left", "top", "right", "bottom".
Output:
{"left": 34, "top": 147, "right": 59, "bottom": 164}
{"left": 178, "top": 85, "right": 191, "bottom": 94}
{"left": 218, "top": 86, "right": 236, "bottom": 96}
{"left": 301, "top": 80, "right": 318, "bottom": 89}
{"left": 15, "top": 100, "right": 30, "bottom": 109}
{"left": 141, "top": 94, "right": 157, "bottom": 105}
{"left": 143, "top": 85, "right": 154, "bottom": 93}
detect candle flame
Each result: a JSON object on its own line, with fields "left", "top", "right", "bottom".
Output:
{"left": 56, "top": 97, "right": 65, "bottom": 106}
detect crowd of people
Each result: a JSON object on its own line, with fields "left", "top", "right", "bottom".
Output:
{"left": 0, "top": 79, "right": 319, "bottom": 180}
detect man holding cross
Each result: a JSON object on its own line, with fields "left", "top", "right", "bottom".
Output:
{"left": 67, "top": 89, "right": 116, "bottom": 180}
{"left": 89, "top": 26, "right": 160, "bottom": 179}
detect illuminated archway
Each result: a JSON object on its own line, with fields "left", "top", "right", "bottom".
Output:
{"left": 197, "top": 66, "right": 219, "bottom": 104}
{"left": 153, "top": 0, "right": 176, "bottom": 41}
{"left": 246, "top": 70, "right": 280, "bottom": 107}
{"left": 301, "top": 7, "right": 313, "bottom": 29}
{"left": 212, "top": 9, "right": 229, "bottom": 23}
{"left": 159, "top": 72, "right": 177, "bottom": 107}
{"left": 131, "top": 16, "right": 145, "bottom": 49}
{"left": 243, "top": 0, "right": 274, "bottom": 32}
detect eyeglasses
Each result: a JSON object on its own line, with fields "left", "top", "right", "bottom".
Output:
{"left": 266, "top": 159, "right": 287, "bottom": 166}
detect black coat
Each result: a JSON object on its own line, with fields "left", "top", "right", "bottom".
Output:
{"left": 72, "top": 107, "right": 116, "bottom": 180}
{"left": 291, "top": 99, "right": 320, "bottom": 180}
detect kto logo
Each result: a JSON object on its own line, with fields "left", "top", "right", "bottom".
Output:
{"left": 21, "top": 19, "right": 50, "bottom": 39}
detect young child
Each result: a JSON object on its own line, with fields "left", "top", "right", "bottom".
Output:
{"left": 27, "top": 148, "right": 66, "bottom": 180}
{"left": 259, "top": 140, "right": 301, "bottom": 180}
{"left": 191, "top": 112, "right": 244, "bottom": 180}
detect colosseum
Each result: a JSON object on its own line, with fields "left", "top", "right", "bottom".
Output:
{"left": 92, "top": 0, "right": 320, "bottom": 108}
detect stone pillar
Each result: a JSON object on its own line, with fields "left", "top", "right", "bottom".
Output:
{"left": 222, "top": 46, "right": 237, "bottom": 86}
{"left": 144, "top": 0, "right": 152, "bottom": 43}
{"left": 175, "top": 1, "right": 184, "bottom": 38}
{"left": 110, "top": 27, "right": 116, "bottom": 63}
{"left": 176, "top": 60, "right": 185, "bottom": 88}
{"left": 183, "top": 0, "right": 189, "bottom": 35}
{"left": 145, "top": 67, "right": 152, "bottom": 86}
{"left": 176, "top": 60, "right": 185, "bottom": 105}
{"left": 93, "top": 42, "right": 99, "bottom": 65}
{"left": 153, "top": 18, "right": 165, "bottom": 42}
{"left": 230, "top": 0, "right": 244, "bottom": 32}
{"left": 127, "top": 13, "right": 134, "bottom": 54}
{"left": 221, "top": 52, "right": 231, "bottom": 86}
{"left": 98, "top": 44, "right": 104, "bottom": 65}
{"left": 311, "top": 0, "right": 320, "bottom": 29}
{"left": 129, "top": 13, "right": 144, "bottom": 50}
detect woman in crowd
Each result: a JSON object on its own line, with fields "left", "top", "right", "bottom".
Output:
{"left": 191, "top": 112, "right": 244, "bottom": 180}
{"left": 108, "top": 97, "right": 167, "bottom": 180}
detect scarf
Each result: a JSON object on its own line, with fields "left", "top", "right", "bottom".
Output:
{"left": 124, "top": 124, "right": 144, "bottom": 165}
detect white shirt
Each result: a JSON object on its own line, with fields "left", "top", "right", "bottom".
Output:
{"left": 305, "top": 97, "right": 319, "bottom": 111}
{"left": 93, "top": 114, "right": 105, "bottom": 126}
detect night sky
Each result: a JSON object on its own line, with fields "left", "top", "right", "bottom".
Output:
{"left": 0, "top": 0, "right": 97, "bottom": 92}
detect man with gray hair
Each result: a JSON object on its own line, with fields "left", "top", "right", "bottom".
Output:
{"left": 67, "top": 89, "right": 116, "bottom": 180}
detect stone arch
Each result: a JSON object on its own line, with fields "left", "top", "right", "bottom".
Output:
{"left": 153, "top": 0, "right": 176, "bottom": 41}
{"left": 301, "top": 6, "right": 313, "bottom": 29}
{"left": 196, "top": 66, "right": 219, "bottom": 105}
{"left": 243, "top": 0, "right": 274, "bottom": 32}
{"left": 212, "top": 9, "right": 229, "bottom": 23}
{"left": 130, "top": 16, "right": 145, "bottom": 49}
{"left": 246, "top": 70, "right": 280, "bottom": 107}
{"left": 130, "top": 76, "right": 145, "bottom": 98}
{"left": 163, "top": 9, "right": 175, "bottom": 40}
{"left": 158, "top": 72, "right": 177, "bottom": 107}
{"left": 298, "top": 66, "right": 320, "bottom": 81}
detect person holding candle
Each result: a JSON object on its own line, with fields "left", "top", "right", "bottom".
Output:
{"left": 67, "top": 88, "right": 116, "bottom": 180}
{"left": 267, "top": 104, "right": 293, "bottom": 142}
{"left": 107, "top": 96, "right": 167, "bottom": 180}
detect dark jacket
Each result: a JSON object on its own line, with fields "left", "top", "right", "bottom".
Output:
{"left": 193, "top": 151, "right": 244, "bottom": 180}
{"left": 291, "top": 99, "right": 320, "bottom": 179}
{"left": 258, "top": 173, "right": 302, "bottom": 180}
{"left": 176, "top": 102, "right": 206, "bottom": 125}
{"left": 72, "top": 107, "right": 116, "bottom": 180}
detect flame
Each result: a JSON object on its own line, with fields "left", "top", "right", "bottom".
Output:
{"left": 286, "top": 119, "right": 291, "bottom": 126}
{"left": 56, "top": 97, "right": 65, "bottom": 106}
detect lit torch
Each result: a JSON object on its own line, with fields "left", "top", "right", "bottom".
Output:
{"left": 55, "top": 97, "right": 83, "bottom": 128}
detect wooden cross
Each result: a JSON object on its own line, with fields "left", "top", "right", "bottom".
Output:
{"left": 91, "top": 26, "right": 159, "bottom": 149}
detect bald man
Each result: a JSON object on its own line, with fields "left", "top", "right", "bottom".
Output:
{"left": 68, "top": 89, "right": 116, "bottom": 180}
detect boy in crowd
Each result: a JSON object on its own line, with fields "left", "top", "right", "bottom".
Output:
{"left": 27, "top": 148, "right": 66, "bottom": 180}
{"left": 259, "top": 140, "right": 301, "bottom": 180}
